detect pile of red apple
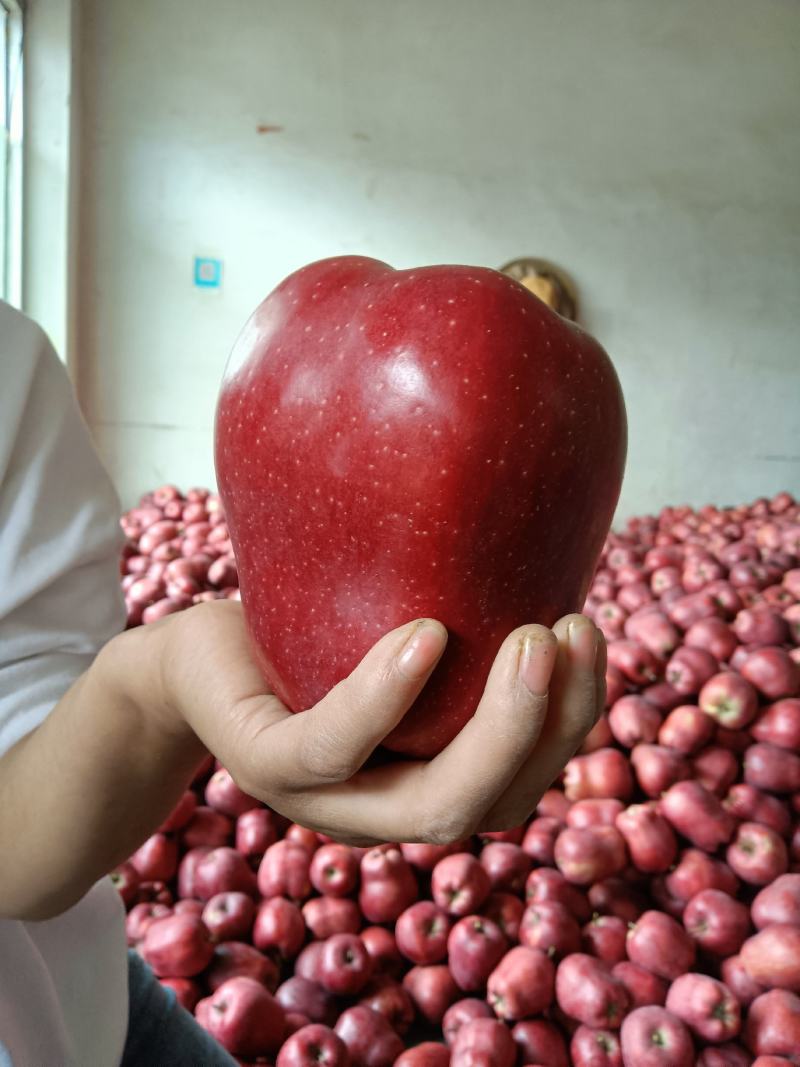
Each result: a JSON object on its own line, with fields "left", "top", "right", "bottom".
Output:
{"left": 115, "top": 486, "right": 800, "bottom": 1065}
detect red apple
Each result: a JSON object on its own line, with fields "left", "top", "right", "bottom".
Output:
{"left": 481, "top": 891, "right": 525, "bottom": 942}
{"left": 519, "top": 900, "right": 582, "bottom": 958}
{"left": 395, "top": 901, "right": 451, "bottom": 965}
{"left": 563, "top": 748, "right": 634, "bottom": 801}
{"left": 258, "top": 840, "right": 312, "bottom": 901}
{"left": 194, "top": 846, "right": 257, "bottom": 901}
{"left": 394, "top": 1044, "right": 450, "bottom": 1067}
{"left": 205, "top": 767, "right": 260, "bottom": 817}
{"left": 567, "top": 799, "right": 625, "bottom": 829}
{"left": 555, "top": 953, "right": 630, "bottom": 1029}
{"left": 160, "top": 976, "right": 201, "bottom": 1012}
{"left": 110, "top": 862, "right": 140, "bottom": 908}
{"left": 683, "top": 888, "right": 750, "bottom": 956}
{"left": 202, "top": 891, "right": 255, "bottom": 942}
{"left": 235, "top": 808, "right": 279, "bottom": 864}
{"left": 752, "top": 873, "right": 800, "bottom": 928}
{"left": 142, "top": 913, "right": 214, "bottom": 977}
{"left": 606, "top": 640, "right": 660, "bottom": 686}
{"left": 727, "top": 821, "right": 788, "bottom": 885}
{"left": 181, "top": 806, "right": 233, "bottom": 850}
{"left": 486, "top": 945, "right": 554, "bottom": 1020}
{"left": 665, "top": 973, "right": 740, "bottom": 1042}
{"left": 511, "top": 1020, "right": 569, "bottom": 1067}
{"left": 570, "top": 1025, "right": 623, "bottom": 1067}
{"left": 318, "top": 933, "right": 374, "bottom": 995}
{"left": 684, "top": 617, "right": 738, "bottom": 662}
{"left": 698, "top": 670, "right": 759, "bottom": 728}
{"left": 630, "top": 744, "right": 690, "bottom": 798}
{"left": 742, "top": 647, "right": 800, "bottom": 699}
{"left": 611, "top": 962, "right": 668, "bottom": 1008}
{"left": 253, "top": 896, "right": 305, "bottom": 957}
{"left": 129, "top": 832, "right": 178, "bottom": 883}
{"left": 286, "top": 823, "right": 320, "bottom": 852}
{"left": 309, "top": 843, "right": 359, "bottom": 897}
{"left": 744, "top": 989, "right": 800, "bottom": 1059}
{"left": 207, "top": 941, "right": 279, "bottom": 993}
{"left": 275, "top": 1024, "right": 349, "bottom": 1067}
{"left": 402, "top": 965, "right": 459, "bottom": 1025}
{"left": 627, "top": 911, "right": 695, "bottom": 980}
{"left": 659, "top": 780, "right": 735, "bottom": 852}
{"left": 741, "top": 925, "right": 800, "bottom": 991}
{"left": 580, "top": 714, "right": 615, "bottom": 754}
{"left": 665, "top": 849, "right": 739, "bottom": 905}
{"left": 589, "top": 878, "right": 648, "bottom": 924}
{"left": 447, "top": 914, "right": 506, "bottom": 992}
{"left": 431, "top": 853, "right": 491, "bottom": 916}
{"left": 358, "top": 975, "right": 414, "bottom": 1034}
{"left": 721, "top": 953, "right": 765, "bottom": 1008}
{"left": 275, "top": 976, "right": 337, "bottom": 1027}
{"left": 360, "top": 925, "right": 404, "bottom": 979}
{"left": 177, "top": 846, "right": 211, "bottom": 899}
{"left": 745, "top": 742, "right": 800, "bottom": 793}
{"left": 733, "top": 606, "right": 789, "bottom": 645}
{"left": 303, "top": 896, "right": 361, "bottom": 940}
{"left": 195, "top": 976, "right": 285, "bottom": 1058}
{"left": 125, "top": 902, "right": 171, "bottom": 946}
{"left": 216, "top": 257, "right": 626, "bottom": 757}
{"left": 442, "top": 998, "right": 493, "bottom": 1046}
{"left": 608, "top": 696, "right": 661, "bottom": 748}
{"left": 554, "top": 826, "right": 627, "bottom": 885}
{"left": 619, "top": 1006, "right": 693, "bottom": 1067}
{"left": 450, "top": 1017, "right": 516, "bottom": 1067}
{"left": 582, "top": 915, "right": 628, "bottom": 965}
{"left": 400, "top": 841, "right": 465, "bottom": 871}
{"left": 666, "top": 646, "right": 719, "bottom": 696}
{"left": 525, "top": 867, "right": 591, "bottom": 921}
{"left": 615, "top": 804, "right": 677, "bottom": 874}
{"left": 752, "top": 699, "right": 800, "bottom": 750}
{"left": 479, "top": 841, "right": 531, "bottom": 893}
{"left": 692, "top": 745, "right": 740, "bottom": 798}
{"left": 359, "top": 847, "right": 417, "bottom": 924}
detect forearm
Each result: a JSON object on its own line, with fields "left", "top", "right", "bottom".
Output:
{"left": 0, "top": 624, "right": 207, "bottom": 921}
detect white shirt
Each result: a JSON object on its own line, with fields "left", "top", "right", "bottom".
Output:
{"left": 0, "top": 302, "right": 128, "bottom": 1066}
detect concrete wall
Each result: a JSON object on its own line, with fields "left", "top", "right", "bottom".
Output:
{"left": 71, "top": 0, "right": 800, "bottom": 516}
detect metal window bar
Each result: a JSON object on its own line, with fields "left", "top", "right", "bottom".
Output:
{"left": 1, "top": 0, "right": 23, "bottom": 306}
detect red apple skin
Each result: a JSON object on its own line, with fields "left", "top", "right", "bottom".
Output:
{"left": 554, "top": 826, "right": 627, "bottom": 885}
{"left": 109, "top": 862, "right": 140, "bottom": 908}
{"left": 696, "top": 1044, "right": 751, "bottom": 1067}
{"left": 217, "top": 257, "right": 626, "bottom": 758}
{"left": 698, "top": 671, "right": 759, "bottom": 728}
{"left": 358, "top": 974, "right": 414, "bottom": 1034}
{"left": 566, "top": 799, "right": 625, "bottom": 829}
{"left": 258, "top": 840, "right": 312, "bottom": 901}
{"left": 206, "top": 941, "right": 279, "bottom": 994}
{"left": 611, "top": 962, "right": 668, "bottom": 1008}
{"left": 683, "top": 888, "right": 750, "bottom": 956}
{"left": 570, "top": 1025, "right": 623, "bottom": 1067}
{"left": 158, "top": 788, "right": 198, "bottom": 833}
{"left": 745, "top": 742, "right": 800, "bottom": 793}
{"left": 318, "top": 933, "right": 374, "bottom": 996}
{"left": 303, "top": 896, "right": 361, "bottom": 941}
{"left": 741, "top": 647, "right": 800, "bottom": 699}
{"left": 721, "top": 954, "right": 766, "bottom": 1009}
{"left": 627, "top": 911, "right": 695, "bottom": 980}
{"left": 360, "top": 925, "right": 404, "bottom": 979}
{"left": 235, "top": 808, "right": 279, "bottom": 864}
{"left": 751, "top": 699, "right": 800, "bottom": 750}
{"left": 604, "top": 665, "right": 627, "bottom": 707}
{"left": 442, "top": 997, "right": 493, "bottom": 1047}
{"left": 447, "top": 914, "right": 507, "bottom": 992}
{"left": 201, "top": 891, "right": 255, "bottom": 943}
{"left": 582, "top": 915, "right": 628, "bottom": 965}
{"left": 666, "top": 646, "right": 719, "bottom": 696}
{"left": 394, "top": 1044, "right": 450, "bottom": 1067}
{"left": 615, "top": 805, "right": 677, "bottom": 874}
{"left": 450, "top": 1017, "right": 516, "bottom": 1067}
{"left": 481, "top": 891, "right": 524, "bottom": 942}
{"left": 196, "top": 976, "right": 285, "bottom": 1058}
{"left": 253, "top": 896, "right": 306, "bottom": 958}
{"left": 129, "top": 832, "right": 179, "bottom": 883}
{"left": 665, "top": 849, "right": 739, "bottom": 905}
{"left": 537, "top": 788, "right": 572, "bottom": 822}
{"left": 511, "top": 1020, "right": 569, "bottom": 1067}
{"left": 606, "top": 640, "right": 660, "bottom": 686}
{"left": 125, "top": 902, "right": 171, "bottom": 946}
{"left": 693, "top": 745, "right": 739, "bottom": 796}
{"left": 520, "top": 900, "right": 582, "bottom": 958}
{"left": 295, "top": 941, "right": 325, "bottom": 983}
{"left": 486, "top": 945, "right": 554, "bottom": 1020}
{"left": 181, "top": 806, "right": 233, "bottom": 850}
{"left": 661, "top": 704, "right": 716, "bottom": 755}
{"left": 658, "top": 780, "right": 736, "bottom": 852}
{"left": 194, "top": 846, "right": 257, "bottom": 901}
{"left": 395, "top": 901, "right": 451, "bottom": 965}
{"left": 630, "top": 744, "right": 690, "bottom": 798}
{"left": 525, "top": 867, "right": 591, "bottom": 922}
{"left": 619, "top": 1006, "right": 694, "bottom": 1067}
{"left": 579, "top": 713, "right": 614, "bottom": 753}
{"left": 275, "top": 976, "right": 337, "bottom": 1027}
{"left": 521, "top": 817, "right": 561, "bottom": 866}
{"left": 752, "top": 873, "right": 800, "bottom": 928}
{"left": 724, "top": 784, "right": 793, "bottom": 837}
{"left": 402, "top": 965, "right": 460, "bottom": 1025}
{"left": 479, "top": 841, "right": 531, "bottom": 893}
{"left": 142, "top": 913, "right": 214, "bottom": 978}
{"left": 741, "top": 925, "right": 800, "bottom": 991}
{"left": 205, "top": 767, "right": 260, "bottom": 817}
{"left": 751, "top": 1057, "right": 795, "bottom": 1067}
{"left": 608, "top": 696, "right": 661, "bottom": 748}
{"left": 665, "top": 972, "right": 740, "bottom": 1042}
{"left": 400, "top": 841, "right": 464, "bottom": 871}
{"left": 359, "top": 847, "right": 417, "bottom": 924}
{"left": 431, "top": 853, "right": 491, "bottom": 916}
{"left": 727, "top": 821, "right": 789, "bottom": 885}
{"left": 160, "top": 977, "right": 201, "bottom": 1012}
{"left": 275, "top": 1024, "right": 350, "bottom": 1067}
{"left": 744, "top": 989, "right": 800, "bottom": 1059}
{"left": 733, "top": 606, "right": 789, "bottom": 645}
{"left": 176, "top": 847, "right": 211, "bottom": 900}
{"left": 308, "top": 843, "right": 360, "bottom": 898}
{"left": 684, "top": 617, "right": 739, "bottom": 662}
{"left": 563, "top": 749, "right": 634, "bottom": 802}
{"left": 555, "top": 953, "right": 630, "bottom": 1029}
{"left": 588, "top": 878, "right": 648, "bottom": 924}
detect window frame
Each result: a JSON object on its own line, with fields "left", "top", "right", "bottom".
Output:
{"left": 1, "top": 0, "right": 23, "bottom": 307}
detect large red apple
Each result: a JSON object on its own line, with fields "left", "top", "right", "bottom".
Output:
{"left": 216, "top": 256, "right": 626, "bottom": 755}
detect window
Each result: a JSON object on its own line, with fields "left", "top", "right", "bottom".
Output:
{"left": 1, "top": 0, "right": 22, "bottom": 306}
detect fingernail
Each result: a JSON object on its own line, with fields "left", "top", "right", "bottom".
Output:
{"left": 518, "top": 632, "right": 556, "bottom": 696}
{"left": 397, "top": 620, "right": 447, "bottom": 679}
{"left": 568, "top": 619, "right": 598, "bottom": 667}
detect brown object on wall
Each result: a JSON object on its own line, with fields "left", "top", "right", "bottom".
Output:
{"left": 499, "top": 258, "right": 578, "bottom": 321}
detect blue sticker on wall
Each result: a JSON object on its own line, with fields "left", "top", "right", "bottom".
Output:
{"left": 194, "top": 257, "right": 223, "bottom": 289}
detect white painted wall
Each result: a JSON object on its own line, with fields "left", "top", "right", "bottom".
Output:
{"left": 73, "top": 0, "right": 800, "bottom": 517}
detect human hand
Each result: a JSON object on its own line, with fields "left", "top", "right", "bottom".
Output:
{"left": 156, "top": 601, "right": 604, "bottom": 846}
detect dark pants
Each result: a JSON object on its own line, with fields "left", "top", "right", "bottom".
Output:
{"left": 121, "top": 951, "right": 237, "bottom": 1067}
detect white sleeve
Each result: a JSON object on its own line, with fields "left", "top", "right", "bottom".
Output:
{"left": 0, "top": 304, "right": 126, "bottom": 757}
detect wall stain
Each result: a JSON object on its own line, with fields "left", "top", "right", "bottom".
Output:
{"left": 256, "top": 123, "right": 284, "bottom": 135}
